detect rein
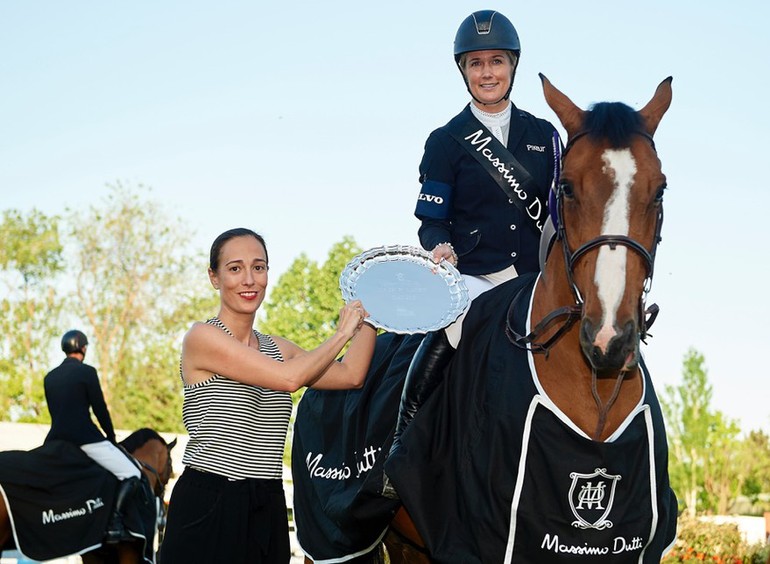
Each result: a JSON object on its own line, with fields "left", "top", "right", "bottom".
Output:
{"left": 505, "top": 289, "right": 581, "bottom": 357}
{"left": 136, "top": 459, "right": 165, "bottom": 498}
{"left": 590, "top": 367, "right": 628, "bottom": 440}
{"left": 126, "top": 441, "right": 172, "bottom": 499}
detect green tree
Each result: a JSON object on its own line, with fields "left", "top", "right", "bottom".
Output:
{"left": 662, "top": 349, "right": 742, "bottom": 515}
{"left": 120, "top": 292, "right": 219, "bottom": 432}
{"left": 259, "top": 236, "right": 362, "bottom": 353}
{"left": 66, "top": 182, "right": 216, "bottom": 431}
{"left": 0, "top": 209, "right": 64, "bottom": 421}
{"left": 738, "top": 430, "right": 770, "bottom": 513}
{"left": 700, "top": 413, "right": 742, "bottom": 514}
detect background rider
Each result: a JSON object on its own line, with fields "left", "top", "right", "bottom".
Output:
{"left": 44, "top": 330, "right": 142, "bottom": 543}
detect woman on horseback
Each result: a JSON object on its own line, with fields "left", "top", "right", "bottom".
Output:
{"left": 385, "top": 10, "right": 561, "bottom": 491}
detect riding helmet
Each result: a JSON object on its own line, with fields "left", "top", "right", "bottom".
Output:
{"left": 61, "top": 329, "right": 88, "bottom": 354}
{"left": 453, "top": 10, "right": 521, "bottom": 62}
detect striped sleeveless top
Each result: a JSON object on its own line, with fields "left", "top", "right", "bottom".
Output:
{"left": 181, "top": 318, "right": 293, "bottom": 480}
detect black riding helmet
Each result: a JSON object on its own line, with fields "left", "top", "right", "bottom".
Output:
{"left": 61, "top": 329, "right": 88, "bottom": 355}
{"left": 454, "top": 10, "right": 521, "bottom": 106}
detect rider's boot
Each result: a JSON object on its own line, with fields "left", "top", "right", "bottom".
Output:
{"left": 382, "top": 330, "right": 455, "bottom": 499}
{"left": 104, "top": 476, "right": 141, "bottom": 544}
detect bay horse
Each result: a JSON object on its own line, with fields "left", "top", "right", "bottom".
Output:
{"left": 0, "top": 428, "right": 175, "bottom": 564}
{"left": 379, "top": 75, "right": 676, "bottom": 562}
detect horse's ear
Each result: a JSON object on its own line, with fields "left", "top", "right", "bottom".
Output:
{"left": 540, "top": 73, "right": 585, "bottom": 137}
{"left": 639, "top": 76, "right": 673, "bottom": 137}
{"left": 168, "top": 438, "right": 178, "bottom": 451}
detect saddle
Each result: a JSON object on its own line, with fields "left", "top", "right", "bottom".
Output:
{"left": 0, "top": 440, "right": 156, "bottom": 563}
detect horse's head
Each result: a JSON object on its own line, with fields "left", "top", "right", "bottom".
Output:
{"left": 541, "top": 75, "right": 672, "bottom": 375}
{"left": 162, "top": 437, "right": 177, "bottom": 486}
{"left": 120, "top": 429, "right": 176, "bottom": 497}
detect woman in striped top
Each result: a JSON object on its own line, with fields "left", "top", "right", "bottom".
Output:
{"left": 160, "top": 228, "right": 376, "bottom": 564}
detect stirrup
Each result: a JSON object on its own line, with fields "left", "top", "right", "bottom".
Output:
{"left": 381, "top": 472, "right": 399, "bottom": 500}
{"left": 104, "top": 520, "right": 130, "bottom": 544}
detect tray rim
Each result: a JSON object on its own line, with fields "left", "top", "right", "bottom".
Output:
{"left": 339, "top": 244, "right": 469, "bottom": 334}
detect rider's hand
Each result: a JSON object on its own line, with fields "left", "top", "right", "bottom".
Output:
{"left": 431, "top": 243, "right": 458, "bottom": 267}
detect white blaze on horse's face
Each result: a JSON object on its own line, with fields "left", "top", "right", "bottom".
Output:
{"left": 592, "top": 148, "right": 637, "bottom": 353}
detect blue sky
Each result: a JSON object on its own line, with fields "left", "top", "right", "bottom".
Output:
{"left": 2, "top": 1, "right": 769, "bottom": 434}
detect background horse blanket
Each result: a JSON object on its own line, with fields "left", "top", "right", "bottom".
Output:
{"left": 291, "top": 331, "right": 422, "bottom": 562}
{"left": 0, "top": 440, "right": 157, "bottom": 563}
{"left": 385, "top": 274, "right": 678, "bottom": 563}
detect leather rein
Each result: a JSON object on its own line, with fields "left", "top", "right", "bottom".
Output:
{"left": 506, "top": 130, "right": 662, "bottom": 356}
{"left": 130, "top": 443, "right": 172, "bottom": 499}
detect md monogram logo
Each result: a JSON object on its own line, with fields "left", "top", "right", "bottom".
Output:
{"left": 568, "top": 468, "right": 622, "bottom": 531}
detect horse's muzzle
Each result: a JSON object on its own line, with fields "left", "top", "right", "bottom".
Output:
{"left": 579, "top": 318, "right": 640, "bottom": 374}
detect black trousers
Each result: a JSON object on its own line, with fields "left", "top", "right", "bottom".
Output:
{"left": 159, "top": 467, "right": 290, "bottom": 564}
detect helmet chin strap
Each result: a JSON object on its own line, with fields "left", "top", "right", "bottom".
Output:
{"left": 468, "top": 85, "right": 512, "bottom": 107}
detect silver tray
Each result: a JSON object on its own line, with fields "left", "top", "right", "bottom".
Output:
{"left": 339, "top": 245, "right": 470, "bottom": 334}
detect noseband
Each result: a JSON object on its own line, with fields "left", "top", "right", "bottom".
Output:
{"left": 507, "top": 130, "right": 662, "bottom": 354}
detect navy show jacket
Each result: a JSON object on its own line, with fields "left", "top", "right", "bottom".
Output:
{"left": 44, "top": 357, "right": 116, "bottom": 446}
{"left": 415, "top": 103, "right": 558, "bottom": 276}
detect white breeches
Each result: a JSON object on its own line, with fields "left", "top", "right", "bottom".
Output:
{"left": 80, "top": 440, "right": 142, "bottom": 480}
{"left": 444, "top": 263, "right": 519, "bottom": 348}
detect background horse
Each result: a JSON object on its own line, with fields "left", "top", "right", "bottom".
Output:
{"left": 381, "top": 75, "right": 675, "bottom": 562}
{"left": 0, "top": 428, "right": 175, "bottom": 564}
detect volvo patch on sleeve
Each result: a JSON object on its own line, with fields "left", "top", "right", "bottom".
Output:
{"left": 415, "top": 179, "right": 453, "bottom": 219}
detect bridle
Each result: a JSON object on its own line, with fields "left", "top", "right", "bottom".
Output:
{"left": 506, "top": 129, "right": 665, "bottom": 439}
{"left": 507, "top": 130, "right": 663, "bottom": 355}
{"left": 135, "top": 442, "right": 173, "bottom": 499}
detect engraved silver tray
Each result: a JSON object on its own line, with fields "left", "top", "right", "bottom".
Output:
{"left": 339, "top": 245, "right": 470, "bottom": 334}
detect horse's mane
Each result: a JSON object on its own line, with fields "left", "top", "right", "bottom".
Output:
{"left": 583, "top": 101, "right": 644, "bottom": 148}
{"left": 119, "top": 428, "right": 167, "bottom": 454}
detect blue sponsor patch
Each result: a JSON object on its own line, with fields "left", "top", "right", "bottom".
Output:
{"left": 415, "top": 180, "right": 453, "bottom": 219}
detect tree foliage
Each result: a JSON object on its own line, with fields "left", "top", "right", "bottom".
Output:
{"left": 737, "top": 430, "right": 770, "bottom": 513}
{"left": 661, "top": 512, "right": 770, "bottom": 563}
{"left": 63, "top": 183, "right": 217, "bottom": 431}
{"left": 662, "top": 349, "right": 744, "bottom": 516}
{"left": 0, "top": 209, "right": 64, "bottom": 421}
{"left": 259, "top": 236, "right": 361, "bottom": 350}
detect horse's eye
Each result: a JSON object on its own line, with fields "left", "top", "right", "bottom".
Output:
{"left": 654, "top": 183, "right": 667, "bottom": 203}
{"left": 558, "top": 180, "right": 574, "bottom": 198}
